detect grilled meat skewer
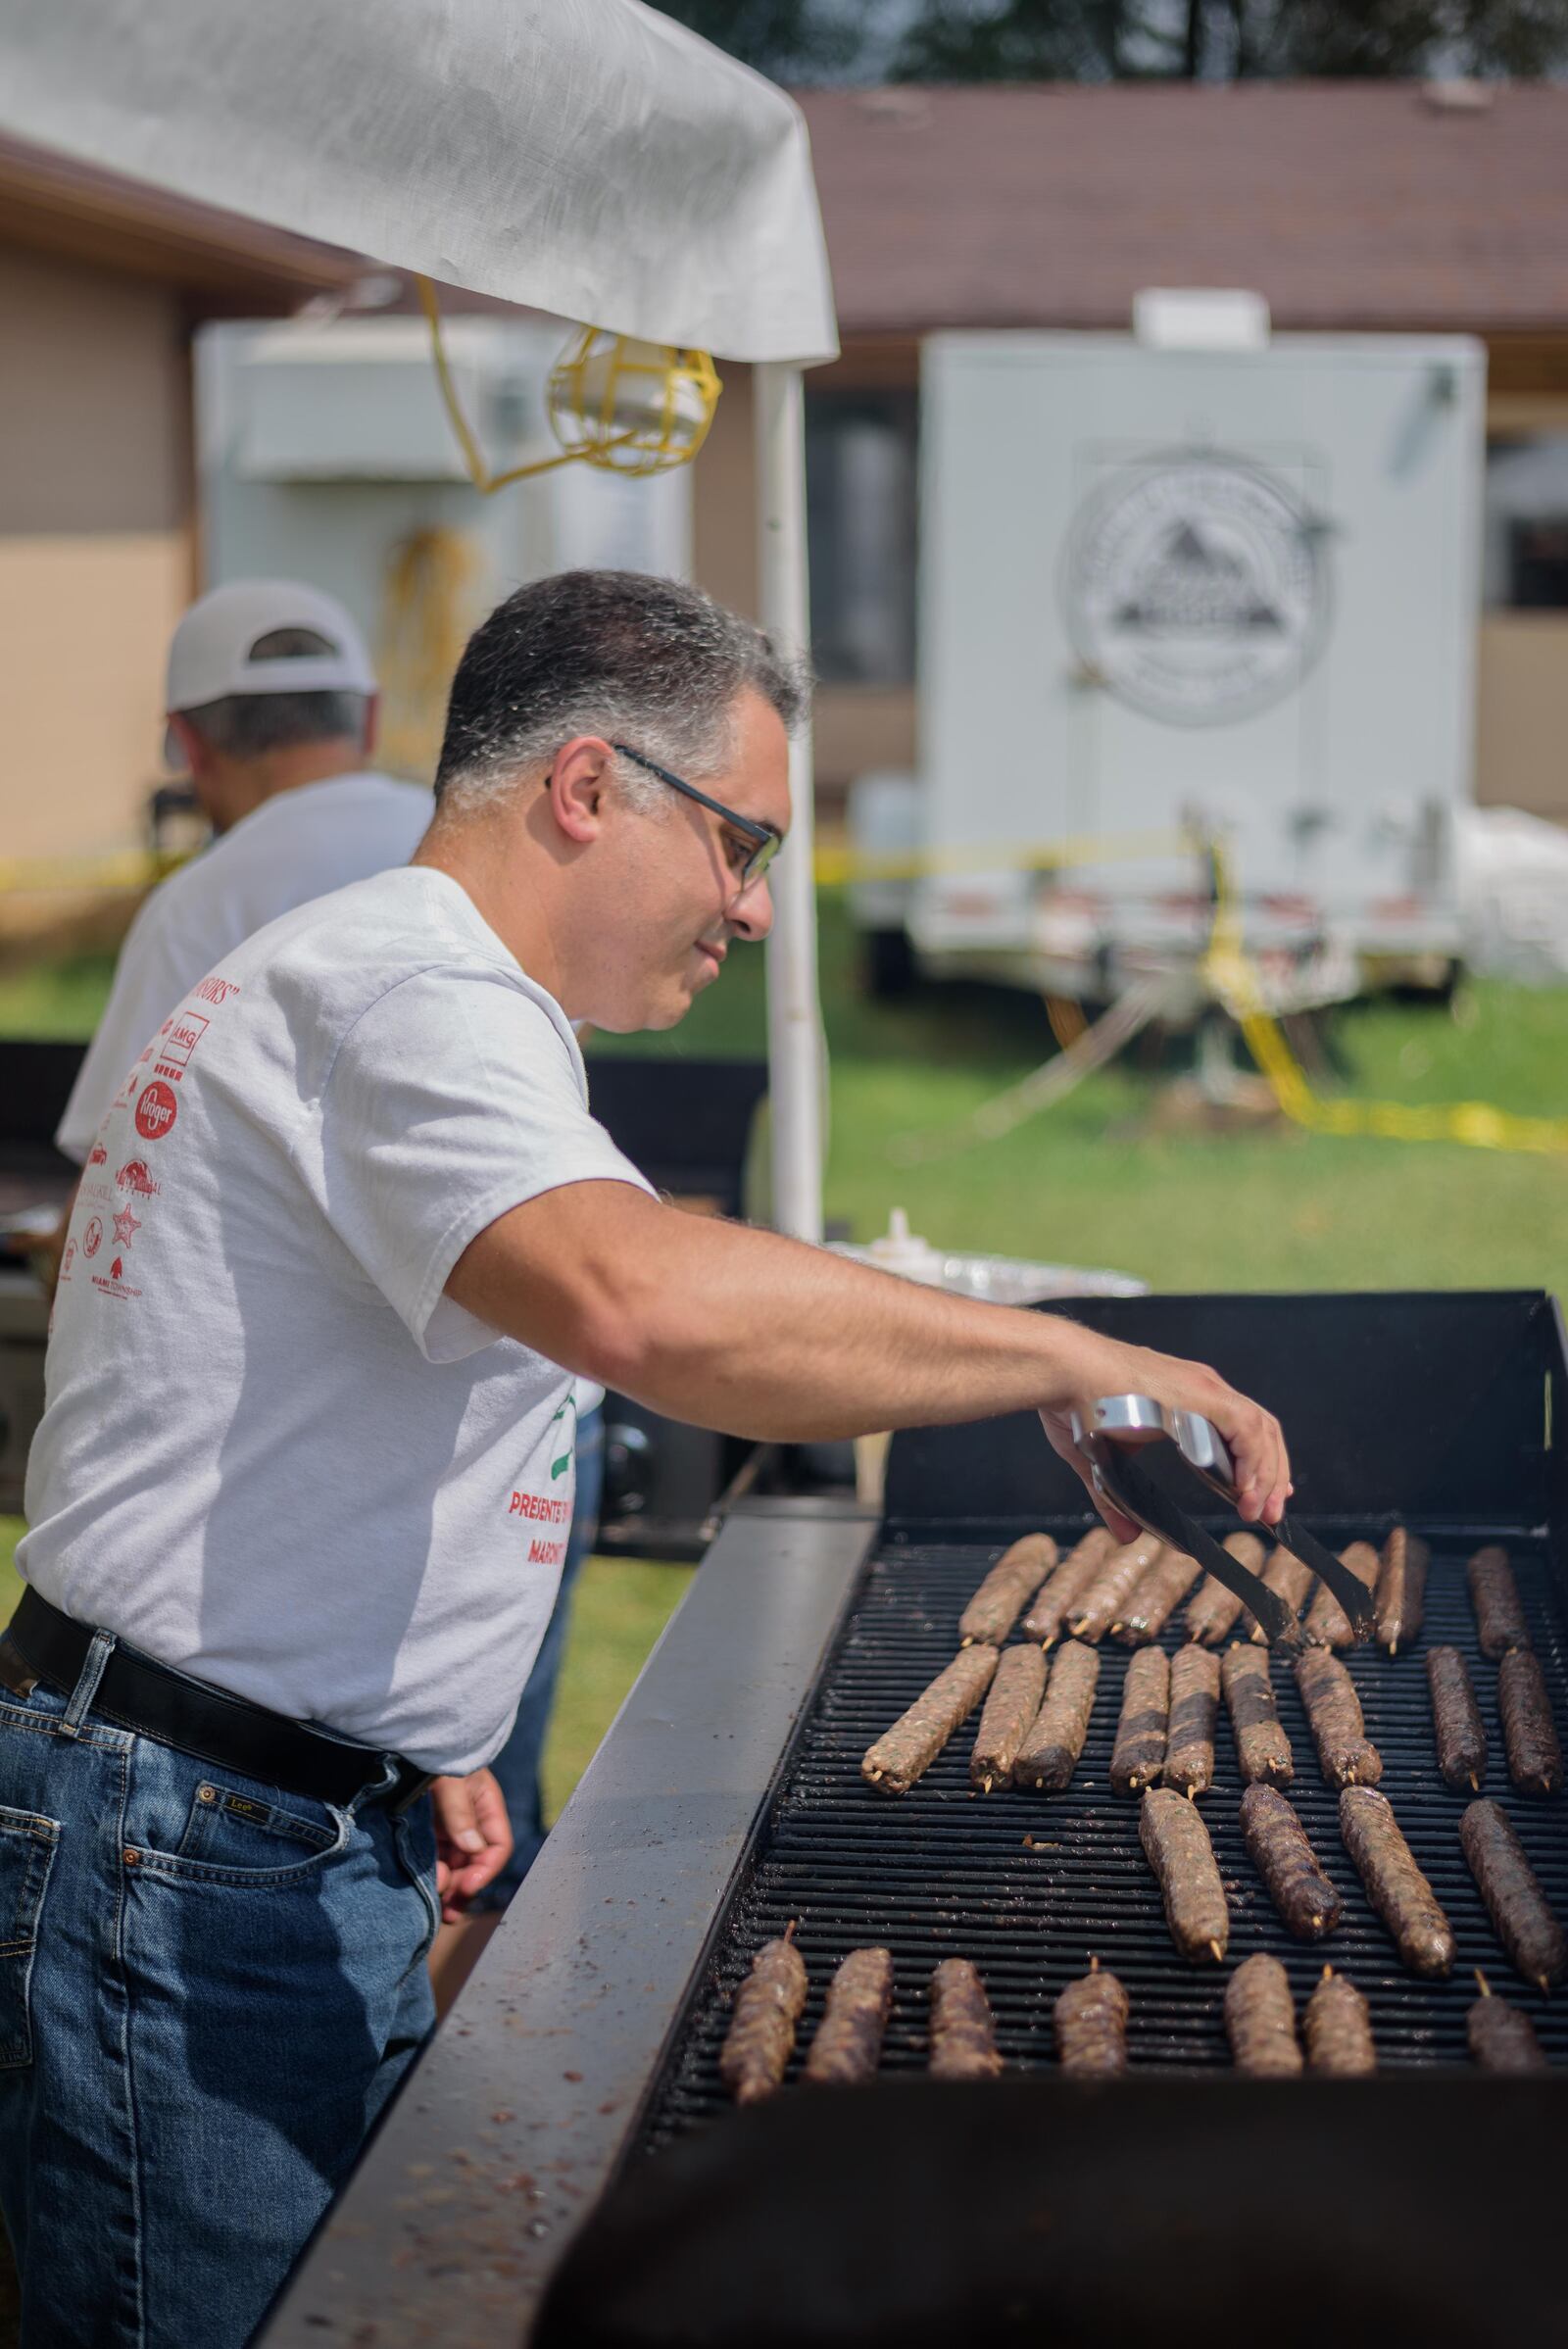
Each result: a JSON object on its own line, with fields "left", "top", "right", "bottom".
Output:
{"left": 1459, "top": 1798, "right": 1568, "bottom": 1990}
{"left": 1054, "top": 1959, "right": 1128, "bottom": 2074}
{"left": 1249, "top": 1546, "right": 1316, "bottom": 1645}
{"left": 1222, "top": 1642, "right": 1294, "bottom": 1787}
{"left": 1014, "top": 1639, "right": 1100, "bottom": 1792}
{"left": 1468, "top": 1973, "right": 1549, "bottom": 2074}
{"left": 1115, "top": 1546, "right": 1200, "bottom": 1645}
{"left": 1109, "top": 1646, "right": 1169, "bottom": 1795}
{"left": 928, "top": 1958, "right": 1004, "bottom": 2080}
{"left": 1225, "top": 1952, "right": 1302, "bottom": 2078}
{"left": 1468, "top": 1544, "right": 1531, "bottom": 1658}
{"left": 1499, "top": 1648, "right": 1562, "bottom": 1796}
{"left": 1185, "top": 1531, "right": 1268, "bottom": 1646}
{"left": 1303, "top": 1541, "right": 1380, "bottom": 1650}
{"left": 862, "top": 1645, "right": 999, "bottom": 1795}
{"left": 1071, "top": 1534, "right": 1165, "bottom": 1643}
{"left": 1304, "top": 1968, "right": 1376, "bottom": 2076}
{"left": 804, "top": 1947, "right": 894, "bottom": 2085}
{"left": 1023, "top": 1527, "right": 1115, "bottom": 1646}
{"left": 969, "top": 1643, "right": 1048, "bottom": 1792}
{"left": 960, "top": 1533, "right": 1057, "bottom": 1647}
{"left": 719, "top": 1933, "right": 808, "bottom": 2105}
{"left": 1374, "top": 1526, "right": 1429, "bottom": 1655}
{"left": 1240, "top": 1783, "right": 1343, "bottom": 1940}
{"left": 1296, "top": 1647, "right": 1383, "bottom": 1789}
{"left": 1163, "top": 1643, "right": 1220, "bottom": 1797}
{"left": 1427, "top": 1646, "right": 1488, "bottom": 1792}
{"left": 1340, "top": 1786, "right": 1455, "bottom": 1978}
{"left": 1141, "top": 1787, "right": 1229, "bottom": 1963}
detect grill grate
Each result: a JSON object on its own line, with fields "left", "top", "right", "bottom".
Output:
{"left": 641, "top": 1521, "right": 1568, "bottom": 2147}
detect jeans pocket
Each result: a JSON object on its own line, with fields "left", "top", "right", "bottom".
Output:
{"left": 175, "top": 1778, "right": 338, "bottom": 1868}
{"left": 0, "top": 1804, "right": 61, "bottom": 2069}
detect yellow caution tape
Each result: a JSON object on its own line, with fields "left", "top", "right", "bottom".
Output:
{"left": 813, "top": 827, "right": 1194, "bottom": 887}
{"left": 1202, "top": 839, "right": 1568, "bottom": 1156}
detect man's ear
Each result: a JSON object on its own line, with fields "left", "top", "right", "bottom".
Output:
{"left": 547, "top": 736, "right": 614, "bottom": 849}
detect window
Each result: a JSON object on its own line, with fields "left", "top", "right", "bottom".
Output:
{"left": 1484, "top": 436, "right": 1568, "bottom": 610}
{"left": 806, "top": 389, "right": 918, "bottom": 684}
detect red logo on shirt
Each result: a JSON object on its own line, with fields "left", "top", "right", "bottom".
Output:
{"left": 110, "top": 1256, "right": 123, "bottom": 1282}
{"left": 112, "top": 1209, "right": 140, "bottom": 1249}
{"left": 86, "top": 1143, "right": 108, "bottom": 1167}
{"left": 134, "top": 1081, "right": 178, "bottom": 1142}
{"left": 83, "top": 1217, "right": 102, "bottom": 1259}
{"left": 116, "top": 1159, "right": 160, "bottom": 1198}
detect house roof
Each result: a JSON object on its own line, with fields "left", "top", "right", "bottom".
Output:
{"left": 796, "top": 80, "right": 1568, "bottom": 336}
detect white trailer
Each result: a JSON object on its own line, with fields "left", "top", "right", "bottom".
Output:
{"left": 853, "top": 314, "right": 1487, "bottom": 1011}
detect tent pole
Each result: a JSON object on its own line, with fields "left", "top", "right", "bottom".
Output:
{"left": 754, "top": 360, "right": 825, "bottom": 1244}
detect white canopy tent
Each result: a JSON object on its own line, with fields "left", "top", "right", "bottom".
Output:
{"left": 1, "top": 0, "right": 836, "bottom": 1236}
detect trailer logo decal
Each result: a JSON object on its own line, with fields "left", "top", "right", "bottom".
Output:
{"left": 1064, "top": 452, "right": 1329, "bottom": 726}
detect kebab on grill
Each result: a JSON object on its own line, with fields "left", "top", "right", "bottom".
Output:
{"left": 1114, "top": 1545, "right": 1200, "bottom": 1645}
{"left": 1140, "top": 1786, "right": 1229, "bottom": 1963}
{"left": 1427, "top": 1645, "right": 1488, "bottom": 1792}
{"left": 1498, "top": 1648, "right": 1562, "bottom": 1796}
{"left": 1240, "top": 1783, "right": 1343, "bottom": 1940}
{"left": 969, "top": 1643, "right": 1048, "bottom": 1792}
{"left": 804, "top": 1946, "right": 894, "bottom": 2084}
{"left": 1373, "top": 1526, "right": 1429, "bottom": 1655}
{"left": 1225, "top": 1951, "right": 1302, "bottom": 2078}
{"left": 1339, "top": 1786, "right": 1455, "bottom": 1978}
{"left": 1162, "top": 1643, "right": 1220, "bottom": 1796}
{"left": 959, "top": 1533, "right": 1057, "bottom": 1648}
{"left": 1109, "top": 1645, "right": 1169, "bottom": 1795}
{"left": 1468, "top": 1543, "right": 1531, "bottom": 1658}
{"left": 719, "top": 1928, "right": 808, "bottom": 2105}
{"left": 862, "top": 1643, "right": 999, "bottom": 1794}
{"left": 1468, "top": 1972, "right": 1550, "bottom": 2075}
{"left": 1014, "top": 1639, "right": 1100, "bottom": 1792}
{"left": 1071, "top": 1533, "right": 1165, "bottom": 1643}
{"left": 1295, "top": 1646, "right": 1383, "bottom": 1789}
{"left": 927, "top": 1957, "right": 1004, "bottom": 2080}
{"left": 1304, "top": 1967, "right": 1376, "bottom": 2076}
{"left": 1249, "top": 1544, "right": 1317, "bottom": 1645}
{"left": 1054, "top": 1957, "right": 1129, "bottom": 2074}
{"left": 1302, "top": 1540, "right": 1380, "bottom": 1650}
{"left": 1221, "top": 1642, "right": 1294, "bottom": 1788}
{"left": 1459, "top": 1798, "right": 1568, "bottom": 1991}
{"left": 1185, "top": 1530, "right": 1268, "bottom": 1646}
{"left": 1022, "top": 1524, "right": 1116, "bottom": 1645}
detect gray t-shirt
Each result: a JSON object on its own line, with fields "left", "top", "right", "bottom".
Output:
{"left": 24, "top": 865, "right": 650, "bottom": 1775}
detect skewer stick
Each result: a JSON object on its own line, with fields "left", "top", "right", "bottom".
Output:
{"left": 1539, "top": 1976, "right": 1551, "bottom": 1996}
{"left": 1090, "top": 1954, "right": 1101, "bottom": 1974}
{"left": 982, "top": 1777, "right": 993, "bottom": 1795}
{"left": 1208, "top": 1939, "right": 1224, "bottom": 1962}
{"left": 1309, "top": 1914, "right": 1323, "bottom": 1930}
{"left": 1470, "top": 1774, "right": 1480, "bottom": 1792}
{"left": 785, "top": 1919, "right": 800, "bottom": 1945}
{"left": 1070, "top": 1618, "right": 1089, "bottom": 1637}
{"left": 1474, "top": 1968, "right": 1491, "bottom": 1996}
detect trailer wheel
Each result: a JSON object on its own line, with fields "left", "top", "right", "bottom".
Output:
{"left": 864, "top": 927, "right": 916, "bottom": 1000}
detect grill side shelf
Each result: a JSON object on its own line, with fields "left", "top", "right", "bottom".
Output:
{"left": 643, "top": 1526, "right": 1568, "bottom": 2145}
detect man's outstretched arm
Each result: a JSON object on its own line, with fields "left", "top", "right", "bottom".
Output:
{"left": 446, "top": 1182, "right": 1291, "bottom": 1528}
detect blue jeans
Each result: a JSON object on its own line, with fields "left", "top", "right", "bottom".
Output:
{"left": 0, "top": 1659, "right": 438, "bottom": 2349}
{"left": 475, "top": 1402, "right": 603, "bottom": 1908}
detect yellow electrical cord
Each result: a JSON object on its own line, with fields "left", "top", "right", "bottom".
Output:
{"left": 1201, "top": 837, "right": 1568, "bottom": 1156}
{"left": 376, "top": 525, "right": 483, "bottom": 781}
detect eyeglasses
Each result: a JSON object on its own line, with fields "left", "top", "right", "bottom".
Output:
{"left": 612, "top": 743, "right": 782, "bottom": 894}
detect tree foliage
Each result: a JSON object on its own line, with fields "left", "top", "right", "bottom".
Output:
{"left": 654, "top": 0, "right": 1568, "bottom": 81}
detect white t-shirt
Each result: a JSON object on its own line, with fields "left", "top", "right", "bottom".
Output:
{"left": 22, "top": 865, "right": 652, "bottom": 1776}
{"left": 55, "top": 772, "right": 433, "bottom": 1164}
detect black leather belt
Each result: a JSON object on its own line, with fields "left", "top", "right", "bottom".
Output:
{"left": 1, "top": 1588, "right": 434, "bottom": 1816}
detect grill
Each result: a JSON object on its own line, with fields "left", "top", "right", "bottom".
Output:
{"left": 645, "top": 1525, "right": 1568, "bottom": 2129}
{"left": 261, "top": 1290, "right": 1568, "bottom": 2349}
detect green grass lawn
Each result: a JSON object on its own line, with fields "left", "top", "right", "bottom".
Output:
{"left": 3, "top": 895, "right": 1564, "bottom": 1811}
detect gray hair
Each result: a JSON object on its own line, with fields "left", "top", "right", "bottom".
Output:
{"left": 433, "top": 570, "right": 810, "bottom": 816}
{"left": 177, "top": 689, "right": 368, "bottom": 759}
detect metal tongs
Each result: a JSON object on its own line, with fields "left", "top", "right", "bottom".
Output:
{"left": 1069, "top": 1395, "right": 1376, "bottom": 1650}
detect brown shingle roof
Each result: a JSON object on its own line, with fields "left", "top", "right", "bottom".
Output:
{"left": 796, "top": 80, "right": 1568, "bottom": 334}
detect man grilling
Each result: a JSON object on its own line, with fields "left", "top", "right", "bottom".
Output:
{"left": 3, "top": 569, "right": 1291, "bottom": 2349}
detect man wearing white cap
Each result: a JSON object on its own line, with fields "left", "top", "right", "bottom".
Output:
{"left": 54, "top": 578, "right": 431, "bottom": 1165}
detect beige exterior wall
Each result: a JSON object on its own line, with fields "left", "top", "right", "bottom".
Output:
{"left": 1476, "top": 615, "right": 1568, "bottom": 821}
{"left": 0, "top": 246, "right": 192, "bottom": 866}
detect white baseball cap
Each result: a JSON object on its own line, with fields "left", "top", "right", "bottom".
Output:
{"left": 166, "top": 579, "right": 376, "bottom": 758}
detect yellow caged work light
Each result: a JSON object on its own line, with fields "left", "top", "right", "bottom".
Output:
{"left": 416, "top": 277, "right": 720, "bottom": 494}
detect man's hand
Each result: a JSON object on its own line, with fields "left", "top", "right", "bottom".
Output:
{"left": 430, "top": 1770, "right": 513, "bottom": 1923}
{"left": 1039, "top": 1336, "right": 1292, "bottom": 1542}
